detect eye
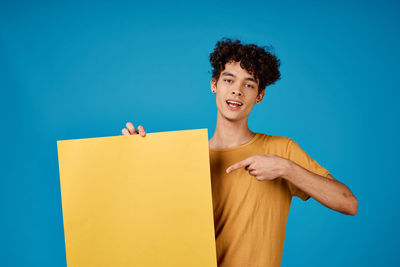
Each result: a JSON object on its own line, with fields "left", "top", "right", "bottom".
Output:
{"left": 224, "top": 79, "right": 232, "bottom": 83}
{"left": 245, "top": 84, "right": 255, "bottom": 88}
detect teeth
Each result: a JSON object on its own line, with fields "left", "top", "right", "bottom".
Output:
{"left": 227, "top": 100, "right": 242, "bottom": 106}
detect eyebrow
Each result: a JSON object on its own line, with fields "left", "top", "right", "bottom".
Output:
{"left": 221, "top": 72, "right": 257, "bottom": 83}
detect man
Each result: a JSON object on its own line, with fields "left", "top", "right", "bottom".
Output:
{"left": 121, "top": 37, "right": 358, "bottom": 267}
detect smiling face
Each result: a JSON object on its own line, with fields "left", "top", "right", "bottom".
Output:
{"left": 211, "top": 60, "right": 265, "bottom": 122}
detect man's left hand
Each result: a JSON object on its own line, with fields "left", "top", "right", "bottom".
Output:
{"left": 226, "top": 154, "right": 290, "bottom": 181}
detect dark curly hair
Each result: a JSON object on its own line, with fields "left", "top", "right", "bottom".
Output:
{"left": 209, "top": 37, "right": 281, "bottom": 93}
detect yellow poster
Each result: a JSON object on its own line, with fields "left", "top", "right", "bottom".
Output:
{"left": 57, "top": 128, "right": 217, "bottom": 267}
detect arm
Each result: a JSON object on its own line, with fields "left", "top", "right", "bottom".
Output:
{"left": 226, "top": 153, "right": 359, "bottom": 216}
{"left": 282, "top": 160, "right": 358, "bottom": 215}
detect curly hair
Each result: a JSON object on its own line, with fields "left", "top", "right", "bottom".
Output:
{"left": 209, "top": 37, "right": 281, "bottom": 93}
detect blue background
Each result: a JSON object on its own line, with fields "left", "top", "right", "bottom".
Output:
{"left": 1, "top": 0, "right": 399, "bottom": 266}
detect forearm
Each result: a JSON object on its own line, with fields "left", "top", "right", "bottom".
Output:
{"left": 281, "top": 160, "right": 358, "bottom": 215}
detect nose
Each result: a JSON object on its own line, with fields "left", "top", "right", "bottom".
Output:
{"left": 231, "top": 88, "right": 242, "bottom": 96}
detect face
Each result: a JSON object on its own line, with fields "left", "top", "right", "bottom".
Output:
{"left": 211, "top": 60, "right": 265, "bottom": 122}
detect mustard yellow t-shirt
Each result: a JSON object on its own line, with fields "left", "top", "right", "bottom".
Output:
{"left": 209, "top": 133, "right": 330, "bottom": 267}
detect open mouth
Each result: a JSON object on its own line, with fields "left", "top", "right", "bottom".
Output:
{"left": 226, "top": 100, "right": 243, "bottom": 110}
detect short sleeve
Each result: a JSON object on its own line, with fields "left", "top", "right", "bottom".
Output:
{"left": 286, "top": 138, "right": 331, "bottom": 201}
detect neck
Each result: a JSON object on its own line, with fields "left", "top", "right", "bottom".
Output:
{"left": 209, "top": 110, "right": 256, "bottom": 149}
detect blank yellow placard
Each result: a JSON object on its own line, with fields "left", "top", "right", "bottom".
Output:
{"left": 57, "top": 128, "right": 217, "bottom": 267}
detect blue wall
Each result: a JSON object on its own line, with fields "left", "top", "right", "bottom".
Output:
{"left": 1, "top": 0, "right": 399, "bottom": 266}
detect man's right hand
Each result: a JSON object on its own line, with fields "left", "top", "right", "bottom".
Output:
{"left": 121, "top": 122, "right": 146, "bottom": 137}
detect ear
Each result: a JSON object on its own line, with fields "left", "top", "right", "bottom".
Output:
{"left": 210, "top": 78, "right": 217, "bottom": 92}
{"left": 256, "top": 89, "right": 265, "bottom": 104}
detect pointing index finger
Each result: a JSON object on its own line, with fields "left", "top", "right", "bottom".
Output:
{"left": 226, "top": 157, "right": 253, "bottom": 173}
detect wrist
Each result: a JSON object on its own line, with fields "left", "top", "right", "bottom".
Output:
{"left": 280, "top": 158, "right": 296, "bottom": 181}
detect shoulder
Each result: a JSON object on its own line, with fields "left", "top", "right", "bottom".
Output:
{"left": 258, "top": 133, "right": 293, "bottom": 156}
{"left": 259, "top": 133, "right": 292, "bottom": 145}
